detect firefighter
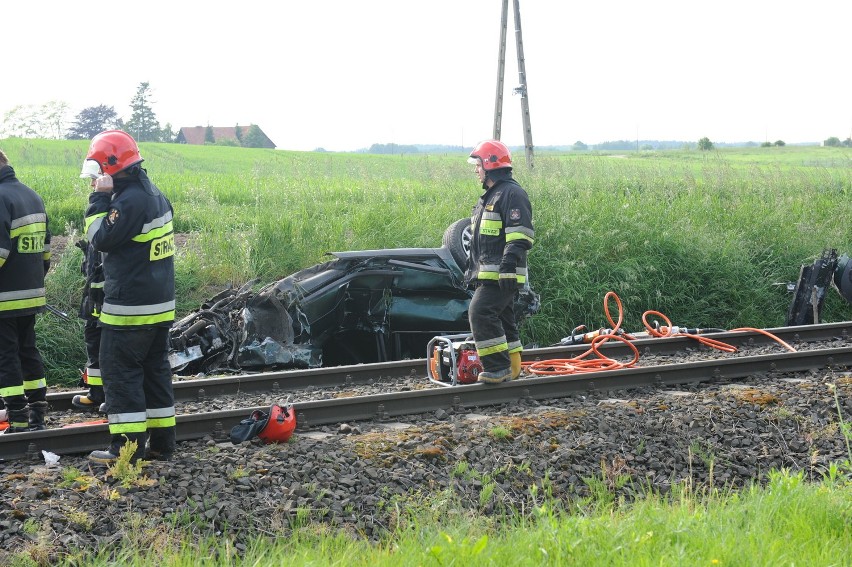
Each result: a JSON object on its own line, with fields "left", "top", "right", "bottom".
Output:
{"left": 81, "top": 131, "right": 177, "bottom": 464}
{"left": 0, "top": 149, "right": 51, "bottom": 432}
{"left": 70, "top": 234, "right": 106, "bottom": 412}
{"left": 464, "top": 140, "right": 534, "bottom": 384}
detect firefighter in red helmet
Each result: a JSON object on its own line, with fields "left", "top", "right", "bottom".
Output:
{"left": 81, "top": 130, "right": 177, "bottom": 464}
{"left": 465, "top": 140, "right": 534, "bottom": 383}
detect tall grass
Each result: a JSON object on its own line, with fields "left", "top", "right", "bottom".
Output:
{"left": 1, "top": 139, "right": 850, "bottom": 385}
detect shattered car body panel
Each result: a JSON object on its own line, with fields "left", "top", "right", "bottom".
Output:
{"left": 169, "top": 246, "right": 540, "bottom": 375}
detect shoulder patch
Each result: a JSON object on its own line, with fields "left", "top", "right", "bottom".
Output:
{"left": 509, "top": 208, "right": 521, "bottom": 221}
{"left": 106, "top": 208, "right": 120, "bottom": 226}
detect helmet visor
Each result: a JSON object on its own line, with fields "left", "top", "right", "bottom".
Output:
{"left": 80, "top": 159, "right": 102, "bottom": 179}
{"left": 467, "top": 156, "right": 481, "bottom": 166}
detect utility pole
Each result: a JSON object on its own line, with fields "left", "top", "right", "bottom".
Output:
{"left": 492, "top": 0, "right": 534, "bottom": 169}
{"left": 492, "top": 0, "right": 508, "bottom": 142}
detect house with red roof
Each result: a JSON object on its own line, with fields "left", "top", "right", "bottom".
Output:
{"left": 176, "top": 125, "right": 276, "bottom": 148}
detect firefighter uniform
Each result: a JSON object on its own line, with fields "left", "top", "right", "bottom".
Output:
{"left": 71, "top": 237, "right": 106, "bottom": 410}
{"left": 464, "top": 168, "right": 534, "bottom": 381}
{"left": 85, "top": 167, "right": 176, "bottom": 460}
{"left": 0, "top": 162, "right": 51, "bottom": 432}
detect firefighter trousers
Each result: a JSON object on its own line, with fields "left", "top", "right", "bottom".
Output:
{"left": 100, "top": 326, "right": 176, "bottom": 455}
{"left": 83, "top": 319, "right": 104, "bottom": 403}
{"left": 468, "top": 284, "right": 522, "bottom": 373}
{"left": 0, "top": 314, "right": 47, "bottom": 412}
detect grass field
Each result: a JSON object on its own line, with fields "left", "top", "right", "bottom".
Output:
{"left": 1, "top": 138, "right": 851, "bottom": 384}
{"left": 2, "top": 138, "right": 851, "bottom": 564}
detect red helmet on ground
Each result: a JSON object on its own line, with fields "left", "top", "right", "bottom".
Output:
{"left": 256, "top": 403, "right": 296, "bottom": 444}
{"left": 468, "top": 140, "right": 512, "bottom": 170}
{"left": 80, "top": 130, "right": 143, "bottom": 177}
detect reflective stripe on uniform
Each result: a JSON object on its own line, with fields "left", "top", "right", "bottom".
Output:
{"left": 85, "top": 214, "right": 106, "bottom": 241}
{"left": 147, "top": 407, "right": 176, "bottom": 429}
{"left": 508, "top": 341, "right": 523, "bottom": 354}
{"left": 476, "top": 265, "right": 527, "bottom": 283}
{"left": 476, "top": 335, "right": 509, "bottom": 357}
{"left": 86, "top": 367, "right": 103, "bottom": 386}
{"left": 108, "top": 411, "right": 148, "bottom": 434}
{"left": 147, "top": 416, "right": 177, "bottom": 428}
{"left": 131, "top": 211, "right": 173, "bottom": 243}
{"left": 0, "top": 288, "right": 46, "bottom": 312}
{"left": 10, "top": 213, "right": 46, "bottom": 234}
{"left": 505, "top": 225, "right": 535, "bottom": 244}
{"left": 100, "top": 300, "right": 176, "bottom": 326}
{"left": 0, "top": 385, "right": 25, "bottom": 397}
{"left": 23, "top": 377, "right": 46, "bottom": 390}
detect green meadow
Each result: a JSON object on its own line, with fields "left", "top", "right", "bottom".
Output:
{"left": 2, "top": 139, "right": 851, "bottom": 564}
{"left": 1, "top": 138, "right": 851, "bottom": 385}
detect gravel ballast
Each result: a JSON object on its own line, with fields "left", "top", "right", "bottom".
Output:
{"left": 1, "top": 366, "right": 850, "bottom": 558}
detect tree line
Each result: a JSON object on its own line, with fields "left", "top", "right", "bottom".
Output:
{"left": 0, "top": 82, "right": 269, "bottom": 148}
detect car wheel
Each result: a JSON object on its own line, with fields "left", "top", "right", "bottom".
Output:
{"left": 442, "top": 218, "right": 472, "bottom": 271}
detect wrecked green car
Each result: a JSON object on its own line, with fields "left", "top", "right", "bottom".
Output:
{"left": 168, "top": 220, "right": 540, "bottom": 375}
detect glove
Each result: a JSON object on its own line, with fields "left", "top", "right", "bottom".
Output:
{"left": 230, "top": 410, "right": 269, "bottom": 444}
{"left": 498, "top": 258, "right": 518, "bottom": 293}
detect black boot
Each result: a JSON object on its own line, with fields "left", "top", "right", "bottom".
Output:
{"left": 89, "top": 432, "right": 147, "bottom": 466}
{"left": 2, "top": 407, "right": 30, "bottom": 434}
{"left": 28, "top": 401, "right": 48, "bottom": 431}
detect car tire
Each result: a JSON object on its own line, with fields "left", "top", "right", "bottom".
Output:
{"left": 443, "top": 218, "right": 472, "bottom": 271}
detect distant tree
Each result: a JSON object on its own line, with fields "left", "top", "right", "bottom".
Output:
{"left": 698, "top": 137, "right": 714, "bottom": 151}
{"left": 234, "top": 124, "right": 243, "bottom": 144}
{"left": 774, "top": 140, "right": 785, "bottom": 147}
{"left": 843, "top": 138, "right": 852, "bottom": 148}
{"left": 1, "top": 101, "right": 69, "bottom": 139}
{"left": 824, "top": 137, "right": 841, "bottom": 147}
{"left": 314, "top": 147, "right": 327, "bottom": 152}
{"left": 41, "top": 101, "right": 70, "bottom": 139}
{"left": 761, "top": 141, "right": 773, "bottom": 148}
{"left": 67, "top": 105, "right": 119, "bottom": 139}
{"left": 366, "top": 143, "right": 418, "bottom": 154}
{"left": 2, "top": 105, "right": 40, "bottom": 137}
{"left": 241, "top": 124, "right": 267, "bottom": 148}
{"left": 595, "top": 140, "right": 635, "bottom": 151}
{"left": 640, "top": 144, "right": 654, "bottom": 151}
{"left": 125, "top": 82, "right": 161, "bottom": 142}
{"left": 160, "top": 123, "right": 176, "bottom": 143}
{"left": 572, "top": 141, "right": 588, "bottom": 151}
{"left": 204, "top": 125, "right": 215, "bottom": 144}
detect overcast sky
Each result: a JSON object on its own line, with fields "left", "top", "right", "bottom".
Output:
{"left": 3, "top": 1, "right": 850, "bottom": 151}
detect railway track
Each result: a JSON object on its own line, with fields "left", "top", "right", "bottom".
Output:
{"left": 2, "top": 322, "right": 851, "bottom": 461}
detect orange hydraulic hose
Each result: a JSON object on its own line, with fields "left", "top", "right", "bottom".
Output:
{"left": 730, "top": 328, "right": 796, "bottom": 352}
{"left": 520, "top": 292, "right": 796, "bottom": 378}
{"left": 524, "top": 292, "right": 639, "bottom": 376}
{"left": 642, "top": 310, "right": 738, "bottom": 353}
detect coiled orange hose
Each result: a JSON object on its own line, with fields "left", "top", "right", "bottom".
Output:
{"left": 523, "top": 292, "right": 796, "bottom": 377}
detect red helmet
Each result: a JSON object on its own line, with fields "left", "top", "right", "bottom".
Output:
{"left": 256, "top": 403, "right": 296, "bottom": 444}
{"left": 81, "top": 130, "right": 143, "bottom": 177}
{"left": 468, "top": 140, "right": 512, "bottom": 170}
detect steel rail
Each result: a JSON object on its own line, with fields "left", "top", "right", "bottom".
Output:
{"left": 3, "top": 343, "right": 850, "bottom": 462}
{"left": 43, "top": 321, "right": 852, "bottom": 412}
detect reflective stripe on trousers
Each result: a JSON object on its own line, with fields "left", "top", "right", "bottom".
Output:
{"left": 100, "top": 326, "right": 176, "bottom": 451}
{"left": 468, "top": 284, "right": 521, "bottom": 373}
